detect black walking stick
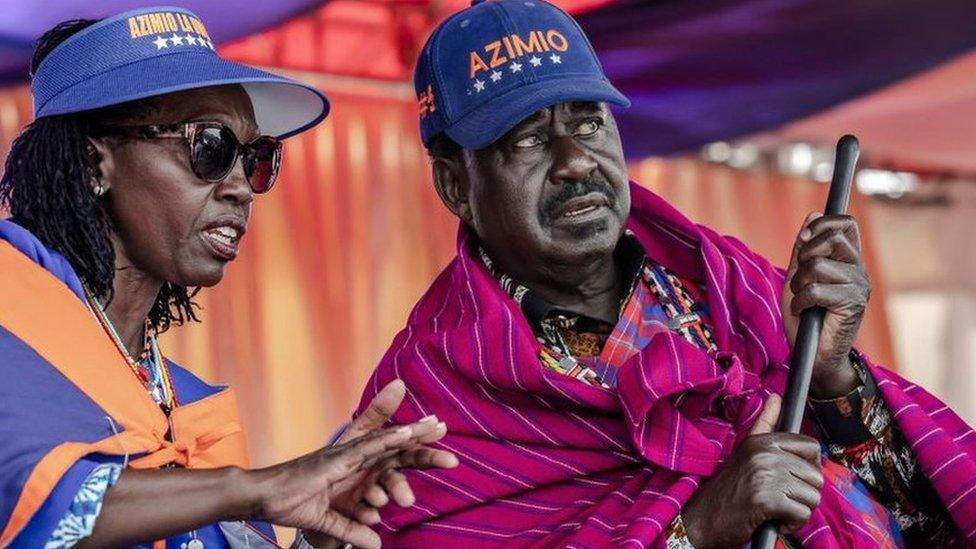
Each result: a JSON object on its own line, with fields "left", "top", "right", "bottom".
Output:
{"left": 750, "top": 134, "right": 860, "bottom": 549}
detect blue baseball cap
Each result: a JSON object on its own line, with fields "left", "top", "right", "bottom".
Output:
{"left": 415, "top": 0, "right": 629, "bottom": 150}
{"left": 31, "top": 6, "right": 328, "bottom": 139}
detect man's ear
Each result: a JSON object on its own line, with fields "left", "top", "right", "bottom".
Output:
{"left": 86, "top": 136, "right": 116, "bottom": 194}
{"left": 431, "top": 155, "right": 473, "bottom": 225}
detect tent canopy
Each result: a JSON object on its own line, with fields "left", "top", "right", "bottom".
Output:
{"left": 2, "top": 0, "right": 973, "bottom": 173}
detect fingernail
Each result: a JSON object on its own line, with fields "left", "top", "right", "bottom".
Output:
{"left": 395, "top": 426, "right": 411, "bottom": 435}
{"left": 420, "top": 415, "right": 438, "bottom": 423}
{"left": 437, "top": 421, "right": 447, "bottom": 430}
{"left": 800, "top": 228, "right": 812, "bottom": 241}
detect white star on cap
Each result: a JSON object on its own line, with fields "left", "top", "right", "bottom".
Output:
{"left": 509, "top": 62, "right": 522, "bottom": 73}
{"left": 490, "top": 70, "right": 502, "bottom": 82}
{"left": 185, "top": 35, "right": 198, "bottom": 46}
{"left": 549, "top": 53, "right": 562, "bottom": 64}
{"left": 474, "top": 79, "right": 486, "bottom": 92}
{"left": 153, "top": 36, "right": 169, "bottom": 49}
{"left": 529, "top": 55, "right": 542, "bottom": 67}
{"left": 170, "top": 34, "right": 185, "bottom": 46}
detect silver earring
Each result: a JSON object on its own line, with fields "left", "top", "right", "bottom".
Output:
{"left": 93, "top": 181, "right": 105, "bottom": 196}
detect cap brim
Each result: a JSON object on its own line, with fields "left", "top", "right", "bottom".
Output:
{"left": 443, "top": 76, "right": 630, "bottom": 150}
{"left": 35, "top": 51, "right": 328, "bottom": 139}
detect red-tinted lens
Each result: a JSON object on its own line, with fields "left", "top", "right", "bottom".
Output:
{"left": 190, "top": 125, "right": 238, "bottom": 182}
{"left": 245, "top": 137, "right": 281, "bottom": 193}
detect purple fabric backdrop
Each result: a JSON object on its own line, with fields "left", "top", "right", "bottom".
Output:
{"left": 0, "top": 0, "right": 322, "bottom": 83}
{"left": 576, "top": 0, "right": 976, "bottom": 158}
{"left": 2, "top": 0, "right": 975, "bottom": 155}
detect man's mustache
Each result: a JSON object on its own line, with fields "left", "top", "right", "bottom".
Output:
{"left": 540, "top": 178, "right": 616, "bottom": 224}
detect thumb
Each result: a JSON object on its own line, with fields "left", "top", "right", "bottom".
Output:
{"left": 749, "top": 394, "right": 782, "bottom": 436}
{"left": 341, "top": 379, "right": 406, "bottom": 443}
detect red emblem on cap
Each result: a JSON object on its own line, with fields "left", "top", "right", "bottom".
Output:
{"left": 418, "top": 84, "right": 437, "bottom": 118}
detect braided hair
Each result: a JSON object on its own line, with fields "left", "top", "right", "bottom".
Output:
{"left": 0, "top": 19, "right": 199, "bottom": 332}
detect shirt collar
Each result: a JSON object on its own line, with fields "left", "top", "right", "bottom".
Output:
{"left": 478, "top": 231, "right": 647, "bottom": 332}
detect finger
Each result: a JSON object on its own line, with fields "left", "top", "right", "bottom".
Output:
{"left": 380, "top": 469, "right": 415, "bottom": 507}
{"left": 330, "top": 464, "right": 388, "bottom": 507}
{"left": 749, "top": 394, "right": 782, "bottom": 435}
{"left": 341, "top": 379, "right": 408, "bottom": 443}
{"left": 797, "top": 233, "right": 860, "bottom": 265}
{"left": 771, "top": 434, "right": 823, "bottom": 464}
{"left": 349, "top": 447, "right": 457, "bottom": 507}
{"left": 789, "top": 257, "right": 863, "bottom": 295}
{"left": 797, "top": 222, "right": 861, "bottom": 265}
{"left": 776, "top": 498, "right": 815, "bottom": 534}
{"left": 803, "top": 215, "right": 860, "bottom": 249}
{"left": 785, "top": 472, "right": 824, "bottom": 509}
{"left": 363, "top": 482, "right": 390, "bottom": 508}
{"left": 789, "top": 457, "right": 826, "bottom": 489}
{"left": 393, "top": 446, "right": 460, "bottom": 470}
{"left": 404, "top": 418, "right": 446, "bottom": 444}
{"left": 790, "top": 283, "right": 866, "bottom": 316}
{"left": 354, "top": 503, "right": 382, "bottom": 526}
{"left": 318, "top": 510, "right": 382, "bottom": 549}
{"left": 335, "top": 443, "right": 407, "bottom": 477}
{"left": 771, "top": 450, "right": 825, "bottom": 490}
{"left": 328, "top": 426, "right": 414, "bottom": 479}
{"left": 328, "top": 451, "right": 401, "bottom": 497}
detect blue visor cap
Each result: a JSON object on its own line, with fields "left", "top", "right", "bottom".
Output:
{"left": 415, "top": 0, "right": 630, "bottom": 150}
{"left": 31, "top": 6, "right": 328, "bottom": 139}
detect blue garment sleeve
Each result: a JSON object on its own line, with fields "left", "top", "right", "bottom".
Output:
{"left": 9, "top": 457, "right": 121, "bottom": 548}
{"left": 44, "top": 463, "right": 122, "bottom": 548}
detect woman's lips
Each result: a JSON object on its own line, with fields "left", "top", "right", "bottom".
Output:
{"left": 200, "top": 218, "right": 246, "bottom": 261}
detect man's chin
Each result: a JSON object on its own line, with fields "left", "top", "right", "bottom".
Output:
{"left": 547, "top": 218, "right": 622, "bottom": 261}
{"left": 559, "top": 218, "right": 611, "bottom": 240}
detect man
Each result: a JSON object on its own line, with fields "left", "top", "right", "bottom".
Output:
{"left": 355, "top": 0, "right": 976, "bottom": 546}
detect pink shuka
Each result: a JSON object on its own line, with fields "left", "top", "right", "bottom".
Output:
{"left": 356, "top": 183, "right": 976, "bottom": 547}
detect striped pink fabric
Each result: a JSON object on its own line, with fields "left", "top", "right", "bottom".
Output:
{"left": 356, "top": 182, "right": 976, "bottom": 547}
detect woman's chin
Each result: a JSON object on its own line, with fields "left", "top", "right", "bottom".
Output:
{"left": 175, "top": 262, "right": 227, "bottom": 288}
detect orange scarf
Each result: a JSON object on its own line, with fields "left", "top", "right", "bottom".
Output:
{"left": 0, "top": 240, "right": 249, "bottom": 546}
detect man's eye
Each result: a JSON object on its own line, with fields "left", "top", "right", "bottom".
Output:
{"left": 514, "top": 135, "right": 543, "bottom": 148}
{"left": 575, "top": 119, "right": 602, "bottom": 137}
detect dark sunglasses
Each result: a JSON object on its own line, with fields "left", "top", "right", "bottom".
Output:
{"left": 95, "top": 122, "right": 282, "bottom": 193}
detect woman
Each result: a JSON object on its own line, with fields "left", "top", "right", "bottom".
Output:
{"left": 0, "top": 7, "right": 456, "bottom": 549}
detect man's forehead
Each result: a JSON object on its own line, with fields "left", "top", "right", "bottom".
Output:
{"left": 507, "top": 101, "right": 605, "bottom": 133}
{"left": 523, "top": 101, "right": 603, "bottom": 123}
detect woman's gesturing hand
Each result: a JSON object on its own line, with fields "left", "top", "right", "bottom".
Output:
{"left": 251, "top": 380, "right": 457, "bottom": 549}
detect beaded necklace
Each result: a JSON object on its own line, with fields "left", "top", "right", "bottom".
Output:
{"left": 83, "top": 284, "right": 178, "bottom": 413}
{"left": 83, "top": 286, "right": 206, "bottom": 547}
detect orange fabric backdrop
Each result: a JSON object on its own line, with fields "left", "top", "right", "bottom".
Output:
{"left": 0, "top": 79, "right": 893, "bottom": 468}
